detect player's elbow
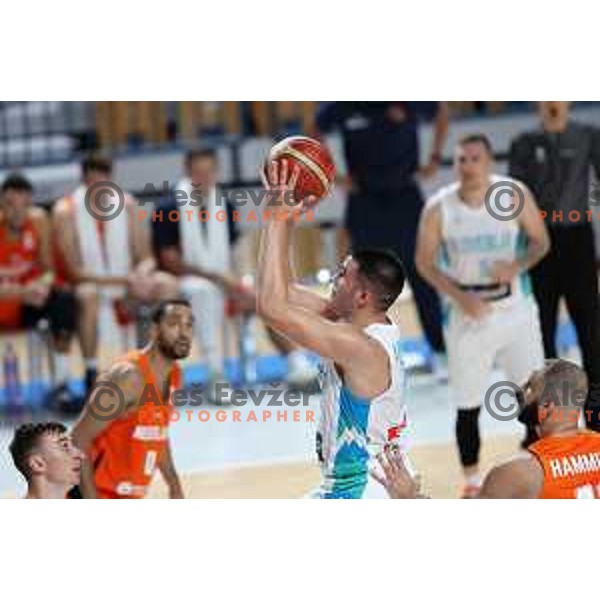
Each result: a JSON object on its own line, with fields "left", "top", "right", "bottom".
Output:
{"left": 256, "top": 297, "right": 277, "bottom": 321}
{"left": 256, "top": 294, "right": 287, "bottom": 326}
{"left": 415, "top": 252, "right": 433, "bottom": 282}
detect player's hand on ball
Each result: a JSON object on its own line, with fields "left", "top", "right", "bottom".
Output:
{"left": 371, "top": 446, "right": 418, "bottom": 499}
{"left": 261, "top": 159, "right": 308, "bottom": 216}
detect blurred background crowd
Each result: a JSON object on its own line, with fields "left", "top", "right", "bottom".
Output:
{"left": 1, "top": 101, "right": 600, "bottom": 418}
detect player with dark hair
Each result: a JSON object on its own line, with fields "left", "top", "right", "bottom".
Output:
{"left": 9, "top": 422, "right": 83, "bottom": 499}
{"left": 80, "top": 152, "right": 114, "bottom": 179}
{"left": 257, "top": 160, "right": 409, "bottom": 498}
{"left": 155, "top": 146, "right": 319, "bottom": 393}
{"left": 374, "top": 359, "right": 600, "bottom": 499}
{"left": 53, "top": 152, "right": 179, "bottom": 397}
{"left": 1, "top": 172, "right": 79, "bottom": 411}
{"left": 71, "top": 299, "right": 193, "bottom": 499}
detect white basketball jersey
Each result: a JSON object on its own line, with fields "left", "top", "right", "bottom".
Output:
{"left": 315, "top": 322, "right": 407, "bottom": 498}
{"left": 431, "top": 175, "right": 533, "bottom": 306}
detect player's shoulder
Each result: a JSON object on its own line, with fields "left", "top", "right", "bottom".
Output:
{"left": 361, "top": 323, "right": 400, "bottom": 363}
{"left": 343, "top": 322, "right": 388, "bottom": 355}
{"left": 100, "top": 358, "right": 145, "bottom": 393}
{"left": 28, "top": 205, "right": 49, "bottom": 225}
{"left": 365, "top": 321, "right": 401, "bottom": 344}
{"left": 53, "top": 195, "right": 75, "bottom": 217}
{"left": 124, "top": 192, "right": 139, "bottom": 212}
{"left": 484, "top": 452, "right": 544, "bottom": 498}
{"left": 489, "top": 172, "right": 525, "bottom": 188}
{"left": 488, "top": 453, "right": 540, "bottom": 478}
{"left": 489, "top": 173, "right": 532, "bottom": 201}
{"left": 426, "top": 182, "right": 460, "bottom": 209}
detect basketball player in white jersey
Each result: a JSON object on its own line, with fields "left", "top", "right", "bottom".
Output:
{"left": 257, "top": 159, "right": 408, "bottom": 498}
{"left": 416, "top": 134, "right": 550, "bottom": 497}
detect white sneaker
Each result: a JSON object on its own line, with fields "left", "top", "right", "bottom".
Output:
{"left": 287, "top": 351, "right": 319, "bottom": 389}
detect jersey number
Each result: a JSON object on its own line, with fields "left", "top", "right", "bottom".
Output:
{"left": 144, "top": 451, "right": 157, "bottom": 476}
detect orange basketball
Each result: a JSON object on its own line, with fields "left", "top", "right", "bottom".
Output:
{"left": 267, "top": 135, "right": 336, "bottom": 206}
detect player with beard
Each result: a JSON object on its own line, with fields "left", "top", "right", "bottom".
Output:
{"left": 71, "top": 299, "right": 193, "bottom": 499}
{"left": 373, "top": 359, "right": 600, "bottom": 499}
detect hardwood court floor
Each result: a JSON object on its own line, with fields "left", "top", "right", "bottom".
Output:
{"left": 148, "top": 434, "right": 521, "bottom": 499}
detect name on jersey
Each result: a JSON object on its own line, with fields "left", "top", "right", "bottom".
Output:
{"left": 549, "top": 451, "right": 600, "bottom": 479}
{"left": 132, "top": 425, "right": 169, "bottom": 441}
{"left": 445, "top": 231, "right": 513, "bottom": 255}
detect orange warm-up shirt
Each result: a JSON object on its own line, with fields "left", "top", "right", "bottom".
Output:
{"left": 0, "top": 214, "right": 42, "bottom": 328}
{"left": 528, "top": 430, "right": 600, "bottom": 499}
{"left": 90, "top": 350, "right": 182, "bottom": 499}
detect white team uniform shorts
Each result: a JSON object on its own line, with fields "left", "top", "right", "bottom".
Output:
{"left": 445, "top": 298, "right": 544, "bottom": 410}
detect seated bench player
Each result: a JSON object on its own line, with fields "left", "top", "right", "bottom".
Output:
{"left": 0, "top": 173, "right": 79, "bottom": 410}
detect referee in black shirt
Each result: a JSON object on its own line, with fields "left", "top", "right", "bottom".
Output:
{"left": 509, "top": 101, "right": 600, "bottom": 431}
{"left": 316, "top": 101, "right": 448, "bottom": 358}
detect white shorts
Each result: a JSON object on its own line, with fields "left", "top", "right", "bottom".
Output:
{"left": 445, "top": 298, "right": 544, "bottom": 410}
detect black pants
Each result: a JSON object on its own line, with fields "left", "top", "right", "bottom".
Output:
{"left": 345, "top": 183, "right": 445, "bottom": 353}
{"left": 530, "top": 224, "right": 600, "bottom": 430}
{"left": 21, "top": 288, "right": 77, "bottom": 337}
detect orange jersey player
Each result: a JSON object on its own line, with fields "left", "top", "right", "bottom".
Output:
{"left": 527, "top": 428, "right": 600, "bottom": 499}
{"left": 481, "top": 358, "right": 600, "bottom": 499}
{"left": 72, "top": 299, "right": 193, "bottom": 499}
{"left": 0, "top": 206, "right": 44, "bottom": 328}
{"left": 374, "top": 359, "right": 600, "bottom": 499}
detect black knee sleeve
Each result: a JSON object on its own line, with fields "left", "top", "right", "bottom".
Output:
{"left": 456, "top": 407, "right": 481, "bottom": 467}
{"left": 47, "top": 288, "right": 77, "bottom": 337}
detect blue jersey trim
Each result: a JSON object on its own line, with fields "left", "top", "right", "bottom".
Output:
{"left": 327, "top": 386, "right": 371, "bottom": 498}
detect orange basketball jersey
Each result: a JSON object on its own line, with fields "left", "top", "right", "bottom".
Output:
{"left": 528, "top": 430, "right": 600, "bottom": 499}
{"left": 90, "top": 350, "right": 182, "bottom": 499}
{"left": 0, "top": 214, "right": 42, "bottom": 328}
